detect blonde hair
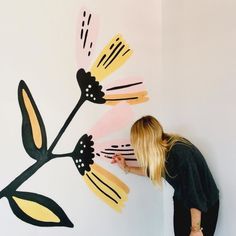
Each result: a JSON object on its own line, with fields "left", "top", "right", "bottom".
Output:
{"left": 130, "top": 115, "right": 189, "bottom": 185}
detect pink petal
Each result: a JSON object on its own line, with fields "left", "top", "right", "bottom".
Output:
{"left": 89, "top": 102, "right": 133, "bottom": 140}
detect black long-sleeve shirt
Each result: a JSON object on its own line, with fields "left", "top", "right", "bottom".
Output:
{"left": 164, "top": 142, "right": 219, "bottom": 212}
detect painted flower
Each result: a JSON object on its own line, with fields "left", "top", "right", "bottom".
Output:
{"left": 70, "top": 103, "right": 137, "bottom": 211}
{"left": 76, "top": 69, "right": 105, "bottom": 104}
{"left": 76, "top": 8, "right": 148, "bottom": 105}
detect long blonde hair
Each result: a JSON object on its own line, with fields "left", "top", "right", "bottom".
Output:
{"left": 130, "top": 115, "right": 189, "bottom": 185}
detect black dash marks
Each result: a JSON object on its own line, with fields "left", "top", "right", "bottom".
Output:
{"left": 103, "top": 42, "right": 122, "bottom": 66}
{"left": 86, "top": 173, "right": 118, "bottom": 204}
{"left": 101, "top": 151, "right": 115, "bottom": 155}
{"left": 111, "top": 145, "right": 119, "bottom": 148}
{"left": 110, "top": 44, "right": 114, "bottom": 49}
{"left": 122, "top": 49, "right": 130, "bottom": 56}
{"left": 106, "top": 82, "right": 143, "bottom": 91}
{"left": 104, "top": 155, "right": 113, "bottom": 159}
{"left": 125, "top": 158, "right": 137, "bottom": 161}
{"left": 105, "top": 45, "right": 125, "bottom": 69}
{"left": 105, "top": 148, "right": 133, "bottom": 152}
{"left": 80, "top": 29, "right": 84, "bottom": 40}
{"left": 92, "top": 172, "right": 121, "bottom": 199}
{"left": 97, "top": 54, "right": 106, "bottom": 67}
{"left": 83, "top": 29, "right": 88, "bottom": 49}
{"left": 87, "top": 14, "right": 91, "bottom": 25}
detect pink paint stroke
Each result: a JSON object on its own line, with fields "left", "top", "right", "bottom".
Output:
{"left": 89, "top": 102, "right": 133, "bottom": 140}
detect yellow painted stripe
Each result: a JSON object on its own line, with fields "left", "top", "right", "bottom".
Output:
{"left": 104, "top": 91, "right": 149, "bottom": 105}
{"left": 22, "top": 89, "right": 42, "bottom": 149}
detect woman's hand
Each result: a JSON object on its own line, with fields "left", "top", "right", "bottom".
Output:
{"left": 111, "top": 154, "right": 129, "bottom": 173}
{"left": 111, "top": 154, "right": 147, "bottom": 176}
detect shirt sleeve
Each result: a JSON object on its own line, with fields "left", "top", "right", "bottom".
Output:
{"left": 176, "top": 148, "right": 208, "bottom": 212}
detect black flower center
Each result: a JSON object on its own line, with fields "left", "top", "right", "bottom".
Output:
{"left": 71, "top": 134, "right": 95, "bottom": 175}
{"left": 76, "top": 68, "right": 105, "bottom": 104}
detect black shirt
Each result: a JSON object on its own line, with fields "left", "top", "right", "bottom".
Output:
{"left": 165, "top": 142, "right": 219, "bottom": 212}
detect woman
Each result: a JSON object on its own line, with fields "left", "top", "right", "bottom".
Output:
{"left": 111, "top": 115, "right": 219, "bottom": 236}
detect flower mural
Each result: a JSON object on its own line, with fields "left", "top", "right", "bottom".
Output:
{"left": 70, "top": 103, "right": 134, "bottom": 211}
{"left": 76, "top": 16, "right": 148, "bottom": 105}
{"left": 0, "top": 7, "right": 148, "bottom": 228}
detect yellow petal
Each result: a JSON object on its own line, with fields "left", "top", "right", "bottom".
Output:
{"left": 90, "top": 34, "right": 132, "bottom": 82}
{"left": 83, "top": 164, "right": 129, "bottom": 212}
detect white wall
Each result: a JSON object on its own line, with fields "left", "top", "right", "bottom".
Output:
{"left": 161, "top": 1, "right": 236, "bottom": 235}
{"left": 0, "top": 1, "right": 162, "bottom": 236}
{"left": 1, "top": 1, "right": 234, "bottom": 235}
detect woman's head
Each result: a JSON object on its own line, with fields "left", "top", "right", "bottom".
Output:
{"left": 130, "top": 115, "right": 167, "bottom": 185}
{"left": 130, "top": 116, "right": 164, "bottom": 146}
{"left": 130, "top": 116, "right": 165, "bottom": 160}
{"left": 130, "top": 115, "right": 189, "bottom": 185}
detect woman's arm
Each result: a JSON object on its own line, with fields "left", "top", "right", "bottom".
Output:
{"left": 190, "top": 208, "right": 203, "bottom": 236}
{"left": 111, "top": 154, "right": 147, "bottom": 176}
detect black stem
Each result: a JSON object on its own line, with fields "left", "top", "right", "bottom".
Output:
{"left": 48, "top": 97, "right": 85, "bottom": 154}
{"left": 51, "top": 153, "right": 72, "bottom": 159}
{"left": 0, "top": 159, "right": 46, "bottom": 199}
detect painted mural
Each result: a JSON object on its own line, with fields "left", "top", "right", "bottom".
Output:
{"left": 0, "top": 8, "right": 148, "bottom": 227}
